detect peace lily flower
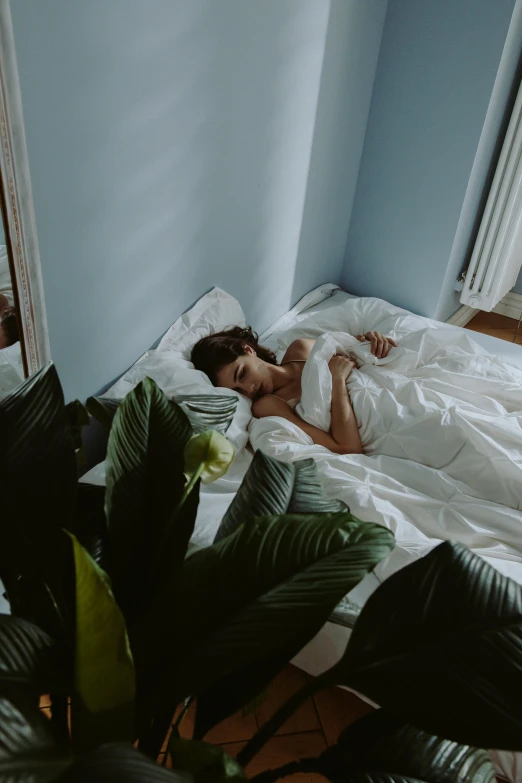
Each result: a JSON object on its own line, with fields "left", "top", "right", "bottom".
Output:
{"left": 183, "top": 430, "right": 235, "bottom": 484}
{"left": 165, "top": 431, "right": 235, "bottom": 541}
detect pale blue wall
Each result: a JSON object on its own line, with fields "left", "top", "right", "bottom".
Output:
{"left": 513, "top": 271, "right": 522, "bottom": 294}
{"left": 341, "top": 0, "right": 515, "bottom": 318}
{"left": 11, "top": 0, "right": 386, "bottom": 401}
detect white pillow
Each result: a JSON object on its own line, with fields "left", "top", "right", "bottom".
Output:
{"left": 156, "top": 287, "right": 247, "bottom": 358}
{"left": 103, "top": 288, "right": 252, "bottom": 451}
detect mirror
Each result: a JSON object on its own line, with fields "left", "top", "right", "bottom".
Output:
{"left": 0, "top": 0, "right": 50, "bottom": 398}
{"left": 0, "top": 211, "right": 24, "bottom": 396}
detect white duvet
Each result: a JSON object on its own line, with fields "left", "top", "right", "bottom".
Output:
{"left": 250, "top": 296, "right": 522, "bottom": 586}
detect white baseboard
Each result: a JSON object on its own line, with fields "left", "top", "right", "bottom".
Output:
{"left": 446, "top": 291, "right": 522, "bottom": 326}
{"left": 493, "top": 290, "right": 522, "bottom": 320}
{"left": 445, "top": 305, "right": 479, "bottom": 327}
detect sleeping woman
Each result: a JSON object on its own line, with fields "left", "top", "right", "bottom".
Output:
{"left": 191, "top": 326, "right": 396, "bottom": 455}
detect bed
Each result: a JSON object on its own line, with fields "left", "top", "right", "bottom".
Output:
{"left": 81, "top": 283, "right": 522, "bottom": 782}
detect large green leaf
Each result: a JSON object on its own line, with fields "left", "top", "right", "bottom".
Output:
{"left": 214, "top": 452, "right": 346, "bottom": 542}
{"left": 104, "top": 378, "right": 194, "bottom": 618}
{"left": 0, "top": 364, "right": 77, "bottom": 585}
{"left": 289, "top": 458, "right": 348, "bottom": 514}
{"left": 332, "top": 541, "right": 522, "bottom": 751}
{"left": 57, "top": 744, "right": 188, "bottom": 782}
{"left": 194, "top": 456, "right": 349, "bottom": 736}
{"left": 87, "top": 393, "right": 238, "bottom": 437}
{"left": 0, "top": 615, "right": 70, "bottom": 696}
{"left": 214, "top": 451, "right": 293, "bottom": 542}
{"left": 0, "top": 694, "right": 71, "bottom": 782}
{"left": 134, "top": 512, "right": 394, "bottom": 713}
{"left": 67, "top": 533, "right": 134, "bottom": 751}
{"left": 0, "top": 364, "right": 77, "bottom": 547}
{"left": 0, "top": 364, "right": 77, "bottom": 637}
{"left": 178, "top": 394, "right": 238, "bottom": 435}
{"left": 169, "top": 737, "right": 246, "bottom": 783}
{"left": 318, "top": 709, "right": 495, "bottom": 783}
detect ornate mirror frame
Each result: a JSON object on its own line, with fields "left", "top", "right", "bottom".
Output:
{"left": 0, "top": 0, "right": 49, "bottom": 376}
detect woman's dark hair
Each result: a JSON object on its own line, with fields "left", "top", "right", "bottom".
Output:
{"left": 0, "top": 307, "right": 19, "bottom": 347}
{"left": 191, "top": 325, "right": 277, "bottom": 385}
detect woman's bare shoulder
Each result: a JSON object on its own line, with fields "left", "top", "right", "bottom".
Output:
{"left": 252, "top": 394, "right": 292, "bottom": 419}
{"left": 282, "top": 337, "right": 315, "bottom": 363}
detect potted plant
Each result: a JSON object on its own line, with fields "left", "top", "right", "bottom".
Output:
{"left": 0, "top": 363, "right": 520, "bottom": 781}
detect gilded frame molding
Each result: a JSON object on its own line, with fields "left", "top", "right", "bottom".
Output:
{"left": 0, "top": 0, "right": 49, "bottom": 375}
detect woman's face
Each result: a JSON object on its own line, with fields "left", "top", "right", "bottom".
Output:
{"left": 215, "top": 345, "right": 274, "bottom": 400}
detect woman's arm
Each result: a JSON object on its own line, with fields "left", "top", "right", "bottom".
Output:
{"left": 252, "top": 395, "right": 360, "bottom": 454}
{"left": 328, "top": 356, "right": 362, "bottom": 454}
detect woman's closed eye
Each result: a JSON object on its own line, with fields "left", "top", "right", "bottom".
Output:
{"left": 234, "top": 366, "right": 245, "bottom": 391}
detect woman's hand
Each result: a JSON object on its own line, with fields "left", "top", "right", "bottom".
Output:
{"left": 328, "top": 354, "right": 356, "bottom": 382}
{"left": 356, "top": 331, "right": 397, "bottom": 358}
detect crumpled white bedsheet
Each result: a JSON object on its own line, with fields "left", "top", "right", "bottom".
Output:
{"left": 250, "top": 296, "right": 522, "bottom": 586}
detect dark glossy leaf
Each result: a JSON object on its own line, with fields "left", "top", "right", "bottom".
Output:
{"left": 85, "top": 396, "right": 121, "bottom": 429}
{"left": 0, "top": 363, "right": 77, "bottom": 574}
{"left": 319, "top": 709, "right": 495, "bottom": 783}
{"left": 195, "top": 457, "right": 347, "bottom": 735}
{"left": 214, "top": 453, "right": 345, "bottom": 544}
{"left": 214, "top": 451, "right": 294, "bottom": 542}
{"left": 178, "top": 395, "right": 238, "bottom": 435}
{"left": 169, "top": 737, "right": 246, "bottom": 783}
{"left": 73, "top": 483, "right": 110, "bottom": 573}
{"left": 134, "top": 513, "right": 394, "bottom": 713}
{"left": 289, "top": 458, "right": 348, "bottom": 514}
{"left": 57, "top": 743, "right": 188, "bottom": 782}
{"left": 333, "top": 541, "right": 522, "bottom": 751}
{"left": 0, "top": 363, "right": 77, "bottom": 537}
{"left": 87, "top": 393, "right": 238, "bottom": 438}
{"left": 0, "top": 364, "right": 77, "bottom": 639}
{"left": 104, "top": 378, "right": 194, "bottom": 619}
{"left": 0, "top": 614, "right": 70, "bottom": 695}
{"left": 0, "top": 694, "right": 71, "bottom": 781}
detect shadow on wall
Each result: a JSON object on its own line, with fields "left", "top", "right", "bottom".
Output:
{"left": 291, "top": 0, "right": 387, "bottom": 305}
{"left": 14, "top": 0, "right": 337, "bottom": 400}
{"left": 12, "top": 0, "right": 387, "bottom": 401}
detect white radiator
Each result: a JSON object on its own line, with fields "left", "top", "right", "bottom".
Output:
{"left": 460, "top": 77, "right": 522, "bottom": 311}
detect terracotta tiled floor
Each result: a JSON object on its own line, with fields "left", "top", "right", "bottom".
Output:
{"left": 465, "top": 311, "right": 522, "bottom": 343}
{"left": 158, "top": 665, "right": 374, "bottom": 780}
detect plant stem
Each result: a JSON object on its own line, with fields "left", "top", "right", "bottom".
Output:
{"left": 173, "top": 695, "right": 194, "bottom": 733}
{"left": 249, "top": 758, "right": 322, "bottom": 783}
{"left": 138, "top": 706, "right": 175, "bottom": 759}
{"left": 237, "top": 671, "right": 331, "bottom": 768}
{"left": 50, "top": 694, "right": 70, "bottom": 748}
